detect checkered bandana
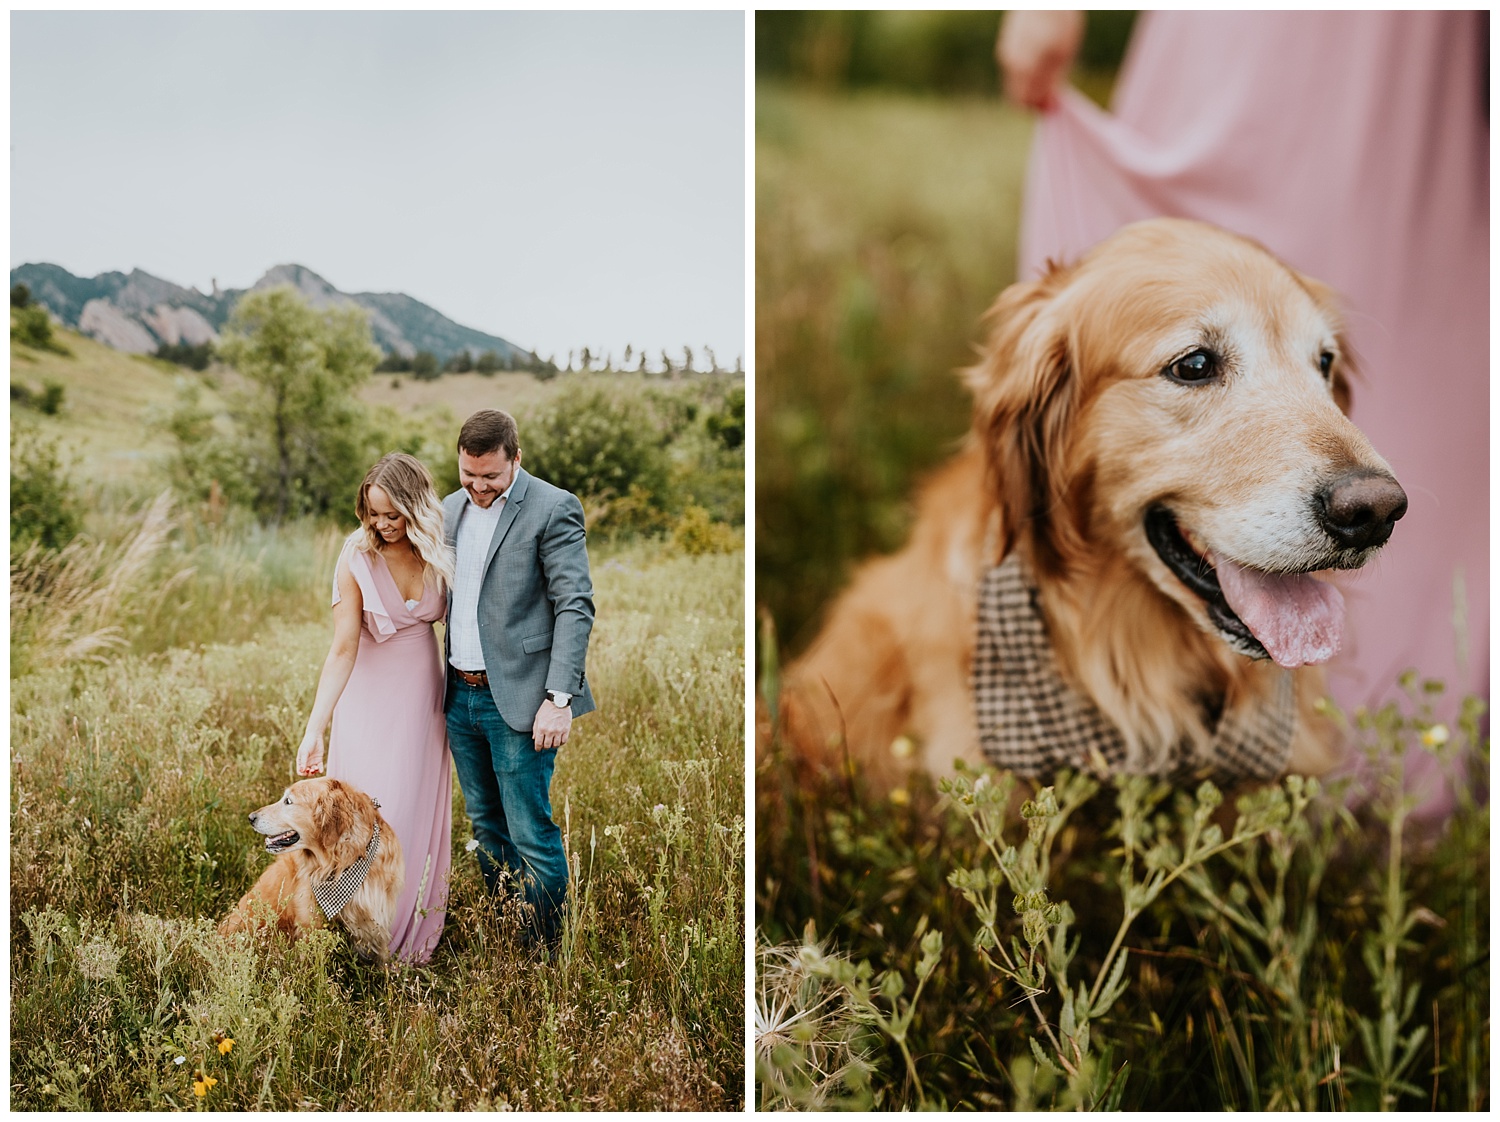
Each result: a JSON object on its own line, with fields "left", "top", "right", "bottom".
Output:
{"left": 314, "top": 802, "right": 382, "bottom": 921}
{"left": 972, "top": 552, "right": 1296, "bottom": 781}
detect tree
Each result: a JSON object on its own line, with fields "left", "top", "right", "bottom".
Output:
{"left": 624, "top": 343, "right": 634, "bottom": 368}
{"left": 580, "top": 346, "right": 593, "bottom": 371}
{"left": 704, "top": 345, "right": 719, "bottom": 374}
{"left": 659, "top": 349, "right": 674, "bottom": 375}
{"left": 476, "top": 349, "right": 502, "bottom": 375}
{"left": 682, "top": 345, "right": 695, "bottom": 374}
{"left": 411, "top": 351, "right": 439, "bottom": 380}
{"left": 11, "top": 283, "right": 31, "bottom": 308}
{"left": 215, "top": 286, "right": 380, "bottom": 522}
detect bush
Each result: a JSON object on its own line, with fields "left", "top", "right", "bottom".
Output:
{"left": 10, "top": 425, "right": 82, "bottom": 555}
{"left": 13, "top": 380, "right": 65, "bottom": 414}
{"left": 672, "top": 505, "right": 740, "bottom": 556}
{"left": 12, "top": 282, "right": 31, "bottom": 307}
{"left": 155, "top": 340, "right": 214, "bottom": 371}
{"left": 521, "top": 389, "right": 673, "bottom": 533}
{"left": 12, "top": 305, "right": 66, "bottom": 353}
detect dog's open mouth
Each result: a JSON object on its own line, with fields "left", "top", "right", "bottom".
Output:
{"left": 264, "top": 829, "right": 300, "bottom": 853}
{"left": 1144, "top": 506, "right": 1344, "bottom": 668}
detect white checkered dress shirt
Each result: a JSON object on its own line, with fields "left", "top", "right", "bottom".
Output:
{"left": 448, "top": 479, "right": 514, "bottom": 672}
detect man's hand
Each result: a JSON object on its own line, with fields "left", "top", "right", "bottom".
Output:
{"left": 996, "top": 10, "right": 1085, "bottom": 111}
{"left": 532, "top": 699, "right": 572, "bottom": 751}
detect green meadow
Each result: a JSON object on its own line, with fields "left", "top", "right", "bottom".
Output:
{"left": 11, "top": 324, "right": 746, "bottom": 1109}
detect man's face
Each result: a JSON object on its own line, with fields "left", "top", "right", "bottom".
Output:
{"left": 458, "top": 447, "right": 519, "bottom": 509}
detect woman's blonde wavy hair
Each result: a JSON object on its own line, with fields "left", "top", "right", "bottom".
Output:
{"left": 349, "top": 452, "right": 455, "bottom": 590}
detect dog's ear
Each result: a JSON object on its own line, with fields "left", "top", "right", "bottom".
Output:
{"left": 314, "top": 779, "right": 357, "bottom": 863}
{"left": 1295, "top": 272, "right": 1356, "bottom": 415}
{"left": 964, "top": 260, "right": 1080, "bottom": 571}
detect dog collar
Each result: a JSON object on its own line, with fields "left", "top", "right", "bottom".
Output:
{"left": 315, "top": 801, "right": 382, "bottom": 921}
{"left": 972, "top": 551, "right": 1296, "bottom": 780}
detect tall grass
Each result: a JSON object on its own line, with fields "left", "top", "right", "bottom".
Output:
{"left": 756, "top": 84, "right": 1035, "bottom": 652}
{"left": 756, "top": 645, "right": 1489, "bottom": 1110}
{"left": 11, "top": 504, "right": 745, "bottom": 1109}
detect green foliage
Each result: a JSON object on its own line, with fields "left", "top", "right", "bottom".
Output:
{"left": 410, "top": 350, "right": 439, "bottom": 380}
{"left": 522, "top": 388, "right": 675, "bottom": 534}
{"left": 167, "top": 287, "right": 380, "bottom": 523}
{"left": 154, "top": 340, "right": 214, "bottom": 371}
{"left": 756, "top": 626, "right": 1490, "bottom": 1109}
{"left": 755, "top": 11, "right": 1137, "bottom": 94}
{"left": 671, "top": 506, "right": 740, "bottom": 556}
{"left": 13, "top": 378, "right": 66, "bottom": 415}
{"left": 705, "top": 385, "right": 745, "bottom": 450}
{"left": 518, "top": 380, "right": 746, "bottom": 541}
{"left": 13, "top": 304, "right": 68, "bottom": 353}
{"left": 13, "top": 281, "right": 32, "bottom": 307}
{"left": 10, "top": 424, "right": 82, "bottom": 556}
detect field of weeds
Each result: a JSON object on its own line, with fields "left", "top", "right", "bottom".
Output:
{"left": 12, "top": 494, "right": 745, "bottom": 1109}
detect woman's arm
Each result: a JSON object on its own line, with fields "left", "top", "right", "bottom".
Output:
{"left": 296, "top": 555, "right": 364, "bottom": 776}
{"left": 996, "top": 10, "right": 1084, "bottom": 111}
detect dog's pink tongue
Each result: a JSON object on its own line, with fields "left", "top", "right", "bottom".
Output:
{"left": 1211, "top": 554, "right": 1345, "bottom": 668}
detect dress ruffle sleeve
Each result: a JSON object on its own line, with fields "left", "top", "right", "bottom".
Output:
{"left": 332, "top": 538, "right": 398, "bottom": 641}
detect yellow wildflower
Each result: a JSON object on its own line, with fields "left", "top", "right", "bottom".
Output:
{"left": 890, "top": 787, "right": 910, "bottom": 807}
{"left": 193, "top": 1075, "right": 218, "bottom": 1097}
{"left": 218, "top": 1038, "right": 235, "bottom": 1055}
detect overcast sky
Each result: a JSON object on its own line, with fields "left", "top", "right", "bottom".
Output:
{"left": 12, "top": 10, "right": 745, "bottom": 366}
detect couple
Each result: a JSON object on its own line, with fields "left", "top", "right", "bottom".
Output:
{"left": 295, "top": 408, "right": 595, "bottom": 963}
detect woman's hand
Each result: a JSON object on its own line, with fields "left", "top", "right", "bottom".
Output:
{"left": 296, "top": 729, "right": 326, "bottom": 777}
{"left": 996, "top": 10, "right": 1085, "bottom": 111}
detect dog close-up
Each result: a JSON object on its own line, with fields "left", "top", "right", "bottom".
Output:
{"left": 784, "top": 217, "right": 1407, "bottom": 790}
{"left": 218, "top": 776, "right": 404, "bottom": 964}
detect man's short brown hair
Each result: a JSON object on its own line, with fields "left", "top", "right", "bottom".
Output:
{"left": 458, "top": 409, "right": 520, "bottom": 461}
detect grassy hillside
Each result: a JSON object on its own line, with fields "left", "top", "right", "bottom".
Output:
{"left": 11, "top": 329, "right": 208, "bottom": 484}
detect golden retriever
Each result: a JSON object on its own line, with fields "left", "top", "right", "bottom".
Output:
{"left": 218, "top": 777, "right": 404, "bottom": 963}
{"left": 784, "top": 218, "right": 1406, "bottom": 788}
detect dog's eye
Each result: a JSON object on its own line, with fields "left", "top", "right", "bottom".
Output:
{"left": 1319, "top": 351, "right": 1334, "bottom": 379}
{"left": 1165, "top": 349, "right": 1218, "bottom": 385}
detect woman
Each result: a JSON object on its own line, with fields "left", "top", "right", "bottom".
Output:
{"left": 296, "top": 452, "right": 456, "bottom": 963}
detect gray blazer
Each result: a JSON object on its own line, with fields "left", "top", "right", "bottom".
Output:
{"left": 441, "top": 466, "right": 597, "bottom": 732}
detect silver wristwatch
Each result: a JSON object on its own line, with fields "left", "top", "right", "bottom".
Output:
{"left": 546, "top": 690, "right": 573, "bottom": 709}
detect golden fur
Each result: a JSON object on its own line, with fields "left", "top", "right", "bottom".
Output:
{"left": 784, "top": 218, "right": 1401, "bottom": 788}
{"left": 218, "top": 777, "right": 404, "bottom": 963}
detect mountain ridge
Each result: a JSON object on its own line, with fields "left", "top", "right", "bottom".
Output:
{"left": 10, "top": 261, "right": 530, "bottom": 365}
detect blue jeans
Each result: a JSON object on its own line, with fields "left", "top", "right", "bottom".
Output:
{"left": 446, "top": 674, "right": 568, "bottom": 945}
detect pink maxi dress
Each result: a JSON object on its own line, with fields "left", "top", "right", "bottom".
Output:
{"left": 1017, "top": 12, "right": 1489, "bottom": 748}
{"left": 327, "top": 539, "right": 453, "bottom": 963}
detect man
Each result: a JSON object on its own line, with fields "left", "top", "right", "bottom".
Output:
{"left": 442, "top": 408, "right": 595, "bottom": 947}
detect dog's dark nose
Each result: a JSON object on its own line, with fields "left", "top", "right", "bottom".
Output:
{"left": 1317, "top": 470, "right": 1408, "bottom": 550}
{"left": 248, "top": 812, "right": 258, "bottom": 827}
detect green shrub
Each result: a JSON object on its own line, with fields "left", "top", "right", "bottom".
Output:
{"left": 521, "top": 389, "right": 674, "bottom": 532}
{"left": 671, "top": 505, "right": 740, "bottom": 556}
{"left": 10, "top": 425, "right": 81, "bottom": 555}
{"left": 12, "top": 304, "right": 66, "bottom": 353}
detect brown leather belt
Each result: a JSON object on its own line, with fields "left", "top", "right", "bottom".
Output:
{"left": 452, "top": 667, "right": 489, "bottom": 688}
